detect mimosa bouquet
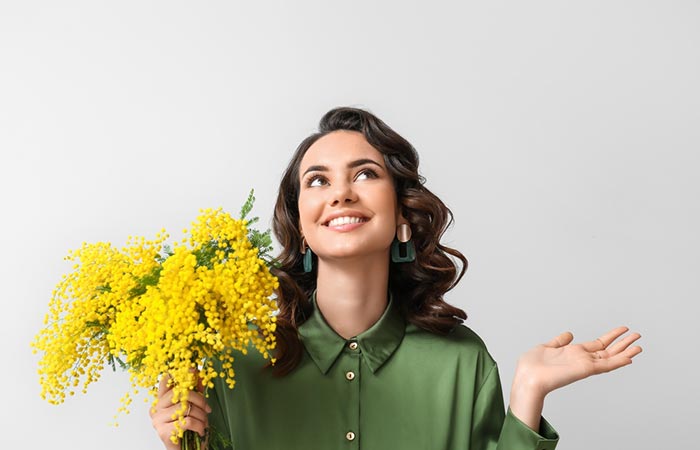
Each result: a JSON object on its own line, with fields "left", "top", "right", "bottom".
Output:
{"left": 32, "top": 191, "right": 278, "bottom": 449}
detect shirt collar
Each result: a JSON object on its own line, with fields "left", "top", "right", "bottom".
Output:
{"left": 298, "top": 291, "right": 406, "bottom": 375}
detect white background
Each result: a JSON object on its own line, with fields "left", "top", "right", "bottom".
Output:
{"left": 1, "top": 1, "right": 698, "bottom": 449}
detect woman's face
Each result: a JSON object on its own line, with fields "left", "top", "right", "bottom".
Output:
{"left": 297, "top": 130, "right": 402, "bottom": 263}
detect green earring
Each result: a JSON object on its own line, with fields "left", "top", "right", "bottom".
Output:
{"left": 301, "top": 237, "right": 313, "bottom": 272}
{"left": 303, "top": 247, "right": 314, "bottom": 272}
{"left": 391, "top": 224, "right": 416, "bottom": 263}
{"left": 391, "top": 238, "right": 416, "bottom": 263}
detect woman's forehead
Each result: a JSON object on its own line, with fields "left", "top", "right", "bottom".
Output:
{"left": 299, "top": 131, "right": 384, "bottom": 171}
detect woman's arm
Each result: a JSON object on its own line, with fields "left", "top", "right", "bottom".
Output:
{"left": 508, "top": 326, "right": 642, "bottom": 430}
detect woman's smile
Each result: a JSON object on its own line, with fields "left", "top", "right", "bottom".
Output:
{"left": 323, "top": 211, "right": 370, "bottom": 231}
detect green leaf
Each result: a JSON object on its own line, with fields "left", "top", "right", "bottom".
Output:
{"left": 239, "top": 189, "right": 255, "bottom": 220}
{"left": 128, "top": 265, "right": 163, "bottom": 298}
{"left": 114, "top": 356, "right": 128, "bottom": 370}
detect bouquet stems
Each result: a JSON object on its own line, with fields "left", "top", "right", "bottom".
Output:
{"left": 182, "top": 430, "right": 203, "bottom": 450}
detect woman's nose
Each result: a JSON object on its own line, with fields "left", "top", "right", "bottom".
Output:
{"left": 329, "top": 180, "right": 358, "bottom": 205}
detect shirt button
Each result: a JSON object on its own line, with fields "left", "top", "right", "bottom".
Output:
{"left": 349, "top": 342, "right": 358, "bottom": 350}
{"left": 345, "top": 371, "right": 355, "bottom": 381}
{"left": 346, "top": 431, "right": 356, "bottom": 441}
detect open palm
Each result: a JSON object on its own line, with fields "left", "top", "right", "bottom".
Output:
{"left": 516, "top": 326, "right": 643, "bottom": 396}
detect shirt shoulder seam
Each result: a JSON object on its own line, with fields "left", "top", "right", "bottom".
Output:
{"left": 474, "top": 360, "right": 499, "bottom": 398}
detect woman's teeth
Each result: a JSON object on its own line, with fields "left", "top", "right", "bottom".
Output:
{"left": 327, "top": 216, "right": 367, "bottom": 227}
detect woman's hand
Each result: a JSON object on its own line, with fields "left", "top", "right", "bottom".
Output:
{"left": 516, "top": 326, "right": 642, "bottom": 396}
{"left": 509, "top": 326, "right": 642, "bottom": 431}
{"left": 149, "top": 374, "right": 212, "bottom": 450}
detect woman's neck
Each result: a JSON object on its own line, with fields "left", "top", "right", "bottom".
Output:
{"left": 315, "top": 255, "right": 390, "bottom": 340}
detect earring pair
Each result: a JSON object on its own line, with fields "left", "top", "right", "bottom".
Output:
{"left": 300, "top": 223, "right": 415, "bottom": 272}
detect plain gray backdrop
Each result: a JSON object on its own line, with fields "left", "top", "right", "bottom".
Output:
{"left": 1, "top": 1, "right": 698, "bottom": 449}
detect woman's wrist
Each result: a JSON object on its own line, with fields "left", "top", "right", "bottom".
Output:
{"left": 508, "top": 370, "right": 547, "bottom": 432}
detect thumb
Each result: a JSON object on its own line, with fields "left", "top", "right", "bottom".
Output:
{"left": 544, "top": 331, "right": 574, "bottom": 348}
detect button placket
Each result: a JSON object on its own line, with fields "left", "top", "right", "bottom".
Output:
{"left": 341, "top": 342, "right": 361, "bottom": 447}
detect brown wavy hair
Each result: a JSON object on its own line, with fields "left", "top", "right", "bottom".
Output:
{"left": 269, "top": 106, "right": 468, "bottom": 376}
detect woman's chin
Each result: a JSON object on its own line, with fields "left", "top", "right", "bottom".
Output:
{"left": 316, "top": 247, "right": 391, "bottom": 264}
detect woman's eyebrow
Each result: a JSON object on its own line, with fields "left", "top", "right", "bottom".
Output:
{"left": 348, "top": 158, "right": 382, "bottom": 169}
{"left": 302, "top": 158, "right": 383, "bottom": 177}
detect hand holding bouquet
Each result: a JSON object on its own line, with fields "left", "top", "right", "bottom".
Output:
{"left": 32, "top": 191, "right": 278, "bottom": 449}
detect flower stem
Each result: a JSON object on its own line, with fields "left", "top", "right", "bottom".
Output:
{"left": 182, "top": 430, "right": 200, "bottom": 450}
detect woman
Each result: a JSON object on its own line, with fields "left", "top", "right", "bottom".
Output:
{"left": 150, "top": 107, "right": 642, "bottom": 449}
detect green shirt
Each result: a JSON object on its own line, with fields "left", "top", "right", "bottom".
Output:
{"left": 208, "top": 293, "right": 559, "bottom": 450}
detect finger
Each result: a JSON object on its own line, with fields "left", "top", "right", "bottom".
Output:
{"left": 158, "top": 374, "right": 174, "bottom": 398}
{"left": 590, "top": 354, "right": 633, "bottom": 374}
{"left": 179, "top": 416, "right": 209, "bottom": 437}
{"left": 544, "top": 331, "right": 574, "bottom": 348}
{"left": 592, "top": 345, "right": 642, "bottom": 374}
{"left": 184, "top": 403, "right": 210, "bottom": 424}
{"left": 597, "top": 326, "right": 630, "bottom": 348}
{"left": 162, "top": 411, "right": 208, "bottom": 437}
{"left": 581, "top": 326, "right": 629, "bottom": 351}
{"left": 606, "top": 332, "right": 641, "bottom": 356}
{"left": 155, "top": 415, "right": 208, "bottom": 446}
{"left": 152, "top": 402, "right": 184, "bottom": 424}
{"left": 582, "top": 340, "right": 607, "bottom": 352}
{"left": 621, "top": 345, "right": 643, "bottom": 359}
{"left": 184, "top": 391, "right": 212, "bottom": 414}
{"left": 150, "top": 387, "right": 177, "bottom": 417}
{"left": 160, "top": 387, "right": 177, "bottom": 407}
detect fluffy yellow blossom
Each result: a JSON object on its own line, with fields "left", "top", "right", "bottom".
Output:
{"left": 32, "top": 195, "right": 278, "bottom": 447}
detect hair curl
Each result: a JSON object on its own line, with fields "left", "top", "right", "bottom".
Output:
{"left": 269, "top": 106, "right": 468, "bottom": 376}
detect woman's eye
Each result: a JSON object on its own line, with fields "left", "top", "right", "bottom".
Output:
{"left": 355, "top": 169, "right": 378, "bottom": 181}
{"left": 306, "top": 176, "right": 327, "bottom": 187}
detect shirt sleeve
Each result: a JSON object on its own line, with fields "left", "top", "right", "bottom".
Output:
{"left": 471, "top": 363, "right": 559, "bottom": 450}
